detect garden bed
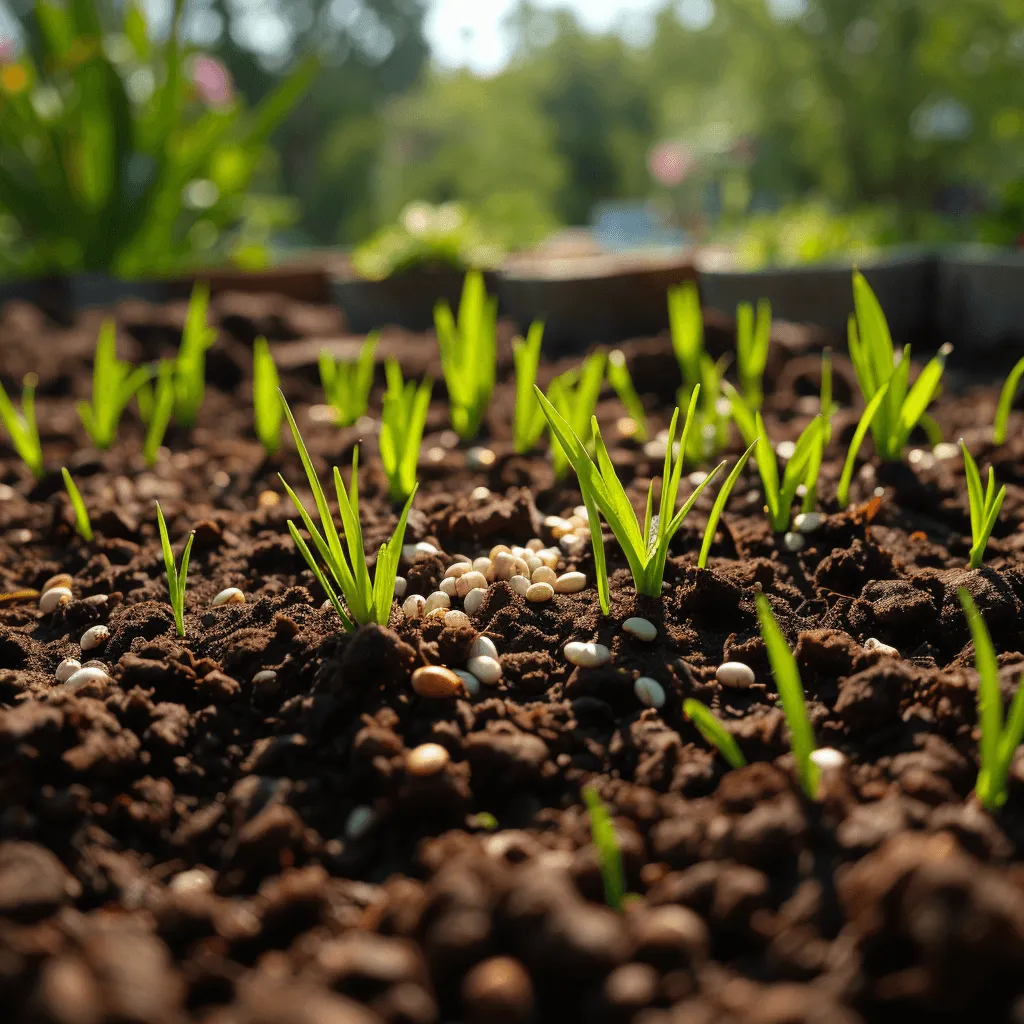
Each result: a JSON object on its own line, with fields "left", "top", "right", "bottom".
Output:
{"left": 2, "top": 290, "right": 1024, "bottom": 1024}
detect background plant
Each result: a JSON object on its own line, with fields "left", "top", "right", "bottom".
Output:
{"left": 605, "top": 349, "right": 648, "bottom": 442}
{"left": 0, "top": 372, "right": 43, "bottom": 478}
{"left": 252, "top": 337, "right": 282, "bottom": 456}
{"left": 994, "top": 355, "right": 1024, "bottom": 446}
{"left": 802, "top": 351, "right": 834, "bottom": 515}
{"left": 61, "top": 467, "right": 92, "bottom": 541}
{"left": 753, "top": 414, "right": 825, "bottom": 533}
{"left": 511, "top": 321, "right": 546, "bottom": 454}
{"left": 319, "top": 334, "right": 378, "bottom": 428}
{"left": 961, "top": 441, "right": 1006, "bottom": 570}
{"left": 735, "top": 298, "right": 771, "bottom": 409}
{"left": 683, "top": 699, "right": 747, "bottom": 768}
{"left": 581, "top": 785, "right": 625, "bottom": 913}
{"left": 546, "top": 352, "right": 606, "bottom": 479}
{"left": 173, "top": 284, "right": 217, "bottom": 428}
{"left": 380, "top": 360, "right": 432, "bottom": 503}
{"left": 78, "top": 319, "right": 151, "bottom": 450}
{"left": 155, "top": 501, "right": 194, "bottom": 638}
{"left": 142, "top": 360, "right": 175, "bottom": 466}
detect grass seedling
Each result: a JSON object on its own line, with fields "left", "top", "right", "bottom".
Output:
{"left": 582, "top": 784, "right": 625, "bottom": 912}
{"left": 279, "top": 392, "right": 415, "bottom": 631}
{"left": 435, "top": 270, "right": 498, "bottom": 440}
{"left": 756, "top": 593, "right": 819, "bottom": 799}
{"left": 0, "top": 373, "right": 43, "bottom": 478}
{"left": 961, "top": 441, "right": 1006, "bottom": 569}
{"left": 174, "top": 283, "right": 217, "bottom": 428}
{"left": 319, "top": 333, "right": 378, "bottom": 428}
{"left": 697, "top": 439, "right": 758, "bottom": 568}
{"left": 512, "top": 321, "right": 546, "bottom": 454}
{"left": 802, "top": 350, "right": 835, "bottom": 515}
{"left": 142, "top": 361, "right": 176, "bottom": 467}
{"left": 537, "top": 385, "right": 723, "bottom": 602}
{"left": 606, "top": 349, "right": 649, "bottom": 442}
{"left": 546, "top": 352, "right": 606, "bottom": 479}
{"left": 754, "top": 414, "right": 825, "bottom": 532}
{"left": 61, "top": 468, "right": 92, "bottom": 542}
{"left": 380, "top": 360, "right": 432, "bottom": 503}
{"left": 837, "top": 381, "right": 892, "bottom": 508}
{"left": 683, "top": 699, "right": 747, "bottom": 768}
{"left": 155, "top": 501, "right": 195, "bottom": 639}
{"left": 253, "top": 338, "right": 282, "bottom": 457}
{"left": 958, "top": 588, "right": 1024, "bottom": 811}
{"left": 736, "top": 298, "right": 771, "bottom": 409}
{"left": 848, "top": 271, "right": 949, "bottom": 461}
{"left": 993, "top": 355, "right": 1024, "bottom": 446}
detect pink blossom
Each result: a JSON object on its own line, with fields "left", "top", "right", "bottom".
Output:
{"left": 0, "top": 39, "right": 15, "bottom": 65}
{"left": 190, "top": 54, "right": 234, "bottom": 107}
{"left": 647, "top": 141, "right": 695, "bottom": 188}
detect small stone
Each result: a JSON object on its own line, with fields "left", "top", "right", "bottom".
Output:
{"left": 864, "top": 637, "right": 899, "bottom": 658}
{"left": 623, "top": 616, "right": 657, "bottom": 641}
{"left": 403, "top": 594, "right": 426, "bottom": 619}
{"left": 564, "top": 641, "right": 610, "bottom": 667}
{"left": 423, "top": 591, "right": 451, "bottom": 615}
{"left": 526, "top": 582, "right": 554, "bottom": 603}
{"left": 41, "top": 574, "right": 73, "bottom": 594}
{"left": 440, "top": 577, "right": 459, "bottom": 597}
{"left": 344, "top": 806, "right": 375, "bottom": 840}
{"left": 169, "top": 869, "right": 213, "bottom": 895}
{"left": 457, "top": 571, "right": 489, "bottom": 598}
{"left": 63, "top": 666, "right": 110, "bottom": 691}
{"left": 634, "top": 676, "right": 665, "bottom": 708}
{"left": 253, "top": 669, "right": 278, "bottom": 685}
{"left": 393, "top": 577, "right": 407, "bottom": 599}
{"left": 55, "top": 658, "right": 81, "bottom": 683}
{"left": 411, "top": 665, "right": 465, "bottom": 699}
{"left": 470, "top": 486, "right": 491, "bottom": 501}
{"left": 406, "top": 742, "right": 450, "bottom": 776}
{"left": 509, "top": 575, "right": 531, "bottom": 596}
{"left": 445, "top": 610, "right": 472, "bottom": 629}
{"left": 39, "top": 587, "right": 72, "bottom": 613}
{"left": 79, "top": 625, "right": 109, "bottom": 651}
{"left": 212, "top": 587, "right": 245, "bottom": 606}
{"left": 530, "top": 565, "right": 557, "bottom": 586}
{"left": 455, "top": 669, "right": 480, "bottom": 696}
{"left": 470, "top": 636, "right": 498, "bottom": 660}
{"left": 783, "top": 531, "right": 805, "bottom": 551}
{"left": 463, "top": 588, "right": 487, "bottom": 616}
{"left": 793, "top": 512, "right": 825, "bottom": 533}
{"left": 716, "top": 662, "right": 755, "bottom": 688}
{"left": 467, "top": 655, "right": 502, "bottom": 685}
{"left": 554, "top": 572, "right": 586, "bottom": 594}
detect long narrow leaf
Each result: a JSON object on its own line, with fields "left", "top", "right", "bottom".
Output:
{"left": 994, "top": 356, "right": 1024, "bottom": 446}
{"left": 684, "top": 699, "right": 747, "bottom": 769}
{"left": 698, "top": 439, "right": 757, "bottom": 568}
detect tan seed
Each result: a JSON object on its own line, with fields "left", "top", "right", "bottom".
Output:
{"left": 402, "top": 594, "right": 426, "bottom": 619}
{"left": 564, "top": 641, "right": 610, "bottom": 667}
{"left": 212, "top": 587, "right": 245, "bottom": 606}
{"left": 716, "top": 662, "right": 755, "bottom": 688}
{"left": 80, "top": 625, "right": 109, "bottom": 651}
{"left": 525, "top": 582, "right": 554, "bottom": 603}
{"left": 444, "top": 562, "right": 474, "bottom": 579}
{"left": 554, "top": 572, "right": 586, "bottom": 594}
{"left": 526, "top": 538, "right": 545, "bottom": 552}
{"left": 411, "top": 665, "right": 465, "bottom": 699}
{"left": 42, "top": 574, "right": 73, "bottom": 594}
{"left": 440, "top": 577, "right": 459, "bottom": 597}
{"left": 531, "top": 565, "right": 556, "bottom": 586}
{"left": 457, "top": 571, "right": 489, "bottom": 598}
{"left": 467, "top": 655, "right": 502, "bottom": 684}
{"left": 406, "top": 742, "right": 450, "bottom": 776}
{"left": 491, "top": 552, "right": 517, "bottom": 581}
{"left": 423, "top": 591, "right": 451, "bottom": 614}
{"left": 489, "top": 544, "right": 512, "bottom": 560}
{"left": 39, "top": 587, "right": 72, "bottom": 613}
{"left": 445, "top": 610, "right": 472, "bottom": 629}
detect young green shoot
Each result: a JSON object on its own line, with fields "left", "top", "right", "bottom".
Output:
{"left": 537, "top": 385, "right": 723, "bottom": 600}
{"left": 435, "top": 270, "right": 498, "bottom": 440}
{"left": 668, "top": 280, "right": 704, "bottom": 391}
{"left": 279, "top": 391, "right": 415, "bottom": 631}
{"left": 837, "top": 381, "right": 892, "bottom": 508}
{"left": 174, "top": 283, "right": 217, "bottom": 428}
{"left": 993, "top": 355, "right": 1024, "bottom": 446}
{"left": 319, "top": 333, "right": 378, "bottom": 428}
{"left": 961, "top": 441, "right": 1006, "bottom": 570}
{"left": 61, "top": 468, "right": 93, "bottom": 542}
{"left": 754, "top": 413, "right": 825, "bottom": 532}
{"left": 142, "top": 360, "right": 176, "bottom": 467}
{"left": 252, "top": 338, "right": 282, "bottom": 457}
{"left": 756, "top": 593, "right": 819, "bottom": 799}
{"left": 736, "top": 297, "right": 771, "bottom": 409}
{"left": 606, "top": 349, "right": 649, "bottom": 441}
{"left": 512, "top": 321, "right": 546, "bottom": 454}
{"left": 546, "top": 352, "right": 606, "bottom": 479}
{"left": 683, "top": 699, "right": 747, "bottom": 768}
{"left": 848, "top": 270, "right": 950, "bottom": 461}
{"left": 582, "top": 784, "right": 625, "bottom": 912}
{"left": 0, "top": 373, "right": 44, "bottom": 478}
{"left": 802, "top": 350, "right": 834, "bottom": 515}
{"left": 380, "top": 359, "right": 432, "bottom": 503}
{"left": 697, "top": 439, "right": 758, "bottom": 568}
{"left": 155, "top": 501, "right": 195, "bottom": 639}
{"left": 957, "top": 588, "right": 1024, "bottom": 811}
{"left": 78, "top": 319, "right": 152, "bottom": 450}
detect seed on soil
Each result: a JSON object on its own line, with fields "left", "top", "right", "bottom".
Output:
{"left": 444, "top": 562, "right": 473, "bottom": 578}
{"left": 455, "top": 669, "right": 480, "bottom": 696}
{"left": 524, "top": 554, "right": 543, "bottom": 574}
{"left": 83, "top": 660, "right": 106, "bottom": 670}
{"left": 526, "top": 538, "right": 545, "bottom": 552}
{"left": 168, "top": 869, "right": 213, "bottom": 894}
{"left": 467, "top": 655, "right": 502, "bottom": 684}
{"left": 634, "top": 676, "right": 666, "bottom": 708}
{"left": 42, "top": 574, "right": 73, "bottom": 594}
{"left": 783, "top": 531, "right": 805, "bottom": 551}
{"left": 544, "top": 515, "right": 573, "bottom": 535}
{"left": 82, "top": 594, "right": 108, "bottom": 607}
{"left": 525, "top": 582, "right": 554, "bottom": 603}
{"left": 538, "top": 548, "right": 560, "bottom": 569}
{"left": 717, "top": 662, "right": 755, "bottom": 688}
{"left": 424, "top": 591, "right": 452, "bottom": 614}
{"left": 63, "top": 666, "right": 110, "bottom": 691}
{"left": 811, "top": 747, "right": 847, "bottom": 771}
{"left": 623, "top": 616, "right": 657, "bottom": 641}
{"left": 440, "top": 577, "right": 459, "bottom": 597}
{"left": 55, "top": 658, "right": 81, "bottom": 683}
{"left": 564, "top": 641, "right": 610, "bottom": 667}
{"left": 445, "top": 610, "right": 472, "bottom": 629}
{"left": 933, "top": 441, "right": 959, "bottom": 460}
{"left": 488, "top": 552, "right": 514, "bottom": 581}
{"left": 39, "top": 587, "right": 72, "bottom": 613}
{"left": 394, "top": 577, "right": 407, "bottom": 599}
{"left": 344, "top": 805, "right": 375, "bottom": 840}
{"left": 457, "top": 571, "right": 488, "bottom": 598}
{"left": 793, "top": 511, "right": 825, "bottom": 533}
{"left": 470, "top": 486, "right": 491, "bottom": 501}
{"left": 528, "top": 565, "right": 555, "bottom": 585}
{"left": 402, "top": 594, "right": 426, "bottom": 619}
{"left": 425, "top": 607, "right": 447, "bottom": 620}
{"left": 776, "top": 439, "right": 797, "bottom": 460}
{"left": 212, "top": 587, "right": 245, "bottom": 606}
{"left": 509, "top": 574, "right": 531, "bottom": 596}
{"left": 489, "top": 544, "right": 511, "bottom": 559}
{"left": 463, "top": 588, "right": 487, "bottom": 616}
{"left": 79, "top": 625, "right": 109, "bottom": 650}
{"left": 411, "top": 665, "right": 465, "bottom": 699}
{"left": 573, "top": 505, "right": 589, "bottom": 521}
{"left": 406, "top": 742, "right": 450, "bottom": 776}
{"left": 253, "top": 669, "right": 278, "bottom": 685}
{"left": 470, "top": 635, "right": 498, "bottom": 660}
{"left": 864, "top": 637, "right": 899, "bottom": 657}
{"left": 467, "top": 446, "right": 495, "bottom": 469}
{"left": 554, "top": 572, "right": 586, "bottom": 594}
{"left": 403, "top": 541, "right": 439, "bottom": 561}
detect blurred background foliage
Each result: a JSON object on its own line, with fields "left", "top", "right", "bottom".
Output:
{"left": 0, "top": 0, "right": 1022, "bottom": 275}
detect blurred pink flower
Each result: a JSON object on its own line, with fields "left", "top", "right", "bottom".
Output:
{"left": 190, "top": 54, "right": 234, "bottom": 107}
{"left": 647, "top": 141, "right": 695, "bottom": 188}
{"left": 0, "top": 39, "right": 15, "bottom": 64}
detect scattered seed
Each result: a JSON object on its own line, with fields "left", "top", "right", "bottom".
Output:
{"left": 573, "top": 505, "right": 589, "bottom": 521}
{"left": 83, "top": 660, "right": 106, "bottom": 670}
{"left": 425, "top": 607, "right": 448, "bottom": 621}
{"left": 489, "top": 544, "right": 512, "bottom": 560}
{"left": 444, "top": 562, "right": 473, "bottom": 579}
{"left": 776, "top": 440, "right": 797, "bottom": 460}
{"left": 402, "top": 594, "right": 426, "bottom": 619}
{"left": 463, "top": 588, "right": 487, "bottom": 616}
{"left": 467, "top": 447, "right": 496, "bottom": 469}
{"left": 793, "top": 512, "right": 825, "bottom": 533}
{"left": 82, "top": 594, "right": 109, "bottom": 607}
{"left": 525, "top": 582, "right": 554, "bottom": 603}
{"left": 457, "top": 571, "right": 488, "bottom": 598}
{"left": 933, "top": 442, "right": 959, "bottom": 460}
{"left": 55, "top": 658, "right": 81, "bottom": 683}
{"left": 345, "top": 805, "right": 375, "bottom": 840}
{"left": 560, "top": 534, "right": 586, "bottom": 556}
{"left": 79, "top": 625, "right": 109, "bottom": 651}
{"left": 554, "top": 572, "right": 586, "bottom": 594}
{"left": 455, "top": 668, "right": 480, "bottom": 696}
{"left": 42, "top": 574, "right": 73, "bottom": 594}
{"left": 634, "top": 676, "right": 666, "bottom": 708}
{"left": 783, "top": 531, "right": 805, "bottom": 552}
{"left": 253, "top": 669, "right": 278, "bottom": 685}
{"left": 472, "top": 556, "right": 492, "bottom": 574}
{"left": 623, "top": 616, "right": 657, "bottom": 642}
{"left": 525, "top": 554, "right": 543, "bottom": 574}
{"left": 440, "top": 577, "right": 458, "bottom": 597}
{"left": 63, "top": 666, "right": 110, "bottom": 691}
{"left": 544, "top": 515, "right": 572, "bottom": 533}
{"left": 168, "top": 869, "right": 212, "bottom": 894}
{"left": 411, "top": 665, "right": 465, "bottom": 699}
{"left": 403, "top": 541, "right": 439, "bottom": 561}
{"left": 526, "top": 538, "right": 545, "bottom": 552}
{"left": 530, "top": 565, "right": 557, "bottom": 586}
{"left": 406, "top": 742, "right": 450, "bottom": 776}
{"left": 864, "top": 637, "right": 899, "bottom": 658}
{"left": 509, "top": 574, "right": 531, "bottom": 596}
{"left": 39, "top": 587, "right": 72, "bottom": 613}
{"left": 538, "top": 548, "right": 560, "bottom": 569}
{"left": 470, "top": 486, "right": 491, "bottom": 501}
{"left": 810, "top": 747, "right": 846, "bottom": 771}
{"left": 445, "top": 610, "right": 472, "bottom": 629}
{"left": 716, "top": 662, "right": 755, "bottom": 689}
{"left": 423, "top": 591, "right": 452, "bottom": 615}
{"left": 212, "top": 587, "right": 245, "bottom": 606}
{"left": 491, "top": 552, "right": 517, "bottom": 581}
{"left": 567, "top": 515, "right": 588, "bottom": 531}
{"left": 470, "top": 635, "right": 498, "bottom": 660}
{"left": 394, "top": 577, "right": 407, "bottom": 599}
{"left": 467, "top": 654, "right": 502, "bottom": 684}
{"left": 564, "top": 641, "right": 610, "bottom": 667}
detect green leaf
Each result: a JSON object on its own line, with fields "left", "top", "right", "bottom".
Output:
{"left": 252, "top": 337, "right": 282, "bottom": 456}
{"left": 668, "top": 281, "right": 703, "bottom": 388}
{"left": 61, "top": 468, "right": 93, "bottom": 542}
{"left": 512, "top": 321, "right": 546, "bottom": 453}
{"left": 606, "top": 349, "right": 648, "bottom": 441}
{"left": 837, "top": 381, "right": 891, "bottom": 508}
{"left": 143, "top": 360, "right": 176, "bottom": 466}
{"left": 698, "top": 439, "right": 757, "bottom": 569}
{"left": 582, "top": 785, "right": 625, "bottom": 912}
{"left": 684, "top": 699, "right": 747, "bottom": 768}
{"left": 994, "top": 355, "right": 1024, "bottom": 446}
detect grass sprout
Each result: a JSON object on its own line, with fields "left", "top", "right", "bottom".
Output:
{"left": 253, "top": 338, "right": 282, "bottom": 457}
{"left": 802, "top": 350, "right": 835, "bottom": 515}
{"left": 435, "top": 270, "right": 497, "bottom": 440}
{"left": 754, "top": 414, "right": 825, "bottom": 532}
{"left": 0, "top": 373, "right": 44, "bottom": 478}
{"left": 848, "top": 270, "right": 950, "bottom": 461}
{"left": 756, "top": 593, "right": 819, "bottom": 799}
{"left": 736, "top": 298, "right": 771, "bottom": 409}
{"left": 381, "top": 359, "right": 432, "bottom": 503}
{"left": 61, "top": 468, "right": 93, "bottom": 542}
{"left": 174, "top": 283, "right": 217, "bottom": 428}
{"left": 547, "top": 352, "right": 606, "bottom": 479}
{"left": 279, "top": 391, "right": 415, "bottom": 631}
{"left": 698, "top": 439, "right": 758, "bottom": 568}
{"left": 155, "top": 501, "right": 195, "bottom": 638}
{"left": 78, "top": 319, "right": 152, "bottom": 450}
{"left": 837, "top": 381, "right": 891, "bottom": 508}
{"left": 512, "top": 321, "right": 546, "bottom": 454}
{"left": 994, "top": 355, "right": 1024, "bottom": 446}
{"left": 958, "top": 588, "right": 1024, "bottom": 811}
{"left": 668, "top": 280, "right": 704, "bottom": 390}
{"left": 319, "top": 333, "right": 378, "bottom": 428}
{"left": 537, "top": 385, "right": 722, "bottom": 600}
{"left": 582, "top": 784, "right": 625, "bottom": 912}
{"left": 142, "top": 361, "right": 176, "bottom": 467}
{"left": 606, "top": 349, "right": 649, "bottom": 441}
{"left": 683, "top": 699, "right": 747, "bottom": 768}
{"left": 961, "top": 441, "right": 1006, "bottom": 569}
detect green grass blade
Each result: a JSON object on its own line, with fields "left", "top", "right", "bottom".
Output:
{"left": 61, "top": 468, "right": 93, "bottom": 542}
{"left": 582, "top": 785, "right": 625, "bottom": 913}
{"left": 722, "top": 380, "right": 759, "bottom": 447}
{"left": 897, "top": 345, "right": 950, "bottom": 450}
{"left": 252, "top": 338, "right": 282, "bottom": 456}
{"left": 143, "top": 361, "right": 175, "bottom": 466}
{"left": 177, "top": 530, "right": 195, "bottom": 629}
{"left": 754, "top": 413, "right": 780, "bottom": 526}
{"left": 684, "top": 699, "right": 747, "bottom": 768}
{"left": 606, "top": 349, "right": 648, "bottom": 441}
{"left": 961, "top": 440, "right": 984, "bottom": 543}
{"left": 778, "top": 418, "right": 824, "bottom": 523}
{"left": 994, "top": 355, "right": 1024, "bottom": 445}
{"left": 354, "top": 332, "right": 378, "bottom": 422}
{"left": 971, "top": 485, "right": 1006, "bottom": 570}
{"left": 288, "top": 520, "right": 355, "bottom": 630}
{"left": 582, "top": 487, "right": 610, "bottom": 616}
{"left": 837, "top": 381, "right": 891, "bottom": 508}
{"left": 370, "top": 485, "right": 417, "bottom": 623}
{"left": 176, "top": 282, "right": 213, "bottom": 427}
{"left": 668, "top": 281, "right": 703, "bottom": 387}
{"left": 512, "top": 321, "right": 545, "bottom": 453}
{"left": 698, "top": 439, "right": 757, "bottom": 569}
{"left": 996, "top": 677, "right": 1024, "bottom": 790}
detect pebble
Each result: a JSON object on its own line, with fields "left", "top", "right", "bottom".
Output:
{"left": 564, "top": 641, "right": 610, "bottom": 667}
{"left": 440, "top": 577, "right": 459, "bottom": 597}
{"left": 39, "top": 587, "right": 72, "bottom": 613}
{"left": 55, "top": 658, "right": 81, "bottom": 683}
{"left": 168, "top": 869, "right": 212, "bottom": 895}
{"left": 467, "top": 655, "right": 502, "bottom": 685}
{"left": 79, "top": 625, "right": 109, "bottom": 651}
{"left": 509, "top": 574, "right": 531, "bottom": 596}
{"left": 864, "top": 637, "right": 899, "bottom": 658}
{"left": 252, "top": 669, "right": 278, "bottom": 685}
{"left": 393, "top": 577, "right": 407, "bottom": 599}
{"left": 463, "top": 588, "right": 487, "bottom": 616}
{"left": 444, "top": 610, "right": 472, "bottom": 629}
{"left": 716, "top": 662, "right": 755, "bottom": 689}
{"left": 444, "top": 562, "right": 473, "bottom": 579}
{"left": 63, "top": 666, "right": 110, "bottom": 691}
{"left": 402, "top": 594, "right": 426, "bottom": 619}
{"left": 793, "top": 512, "right": 825, "bottom": 533}
{"left": 470, "top": 636, "right": 498, "bottom": 660}
{"left": 491, "top": 552, "right": 517, "bottom": 581}
{"left": 423, "top": 591, "right": 451, "bottom": 615}
{"left": 411, "top": 665, "right": 465, "bottom": 699}
{"left": 344, "top": 805, "right": 375, "bottom": 840}
{"left": 456, "top": 571, "right": 488, "bottom": 598}
{"left": 406, "top": 742, "right": 450, "bottom": 776}
{"left": 41, "top": 574, "right": 73, "bottom": 594}
{"left": 530, "top": 565, "right": 557, "bottom": 586}
{"left": 634, "top": 676, "right": 666, "bottom": 708}
{"left": 783, "top": 531, "right": 805, "bottom": 552}
{"left": 470, "top": 486, "right": 491, "bottom": 501}
{"left": 554, "top": 572, "right": 586, "bottom": 594}
{"left": 525, "top": 582, "right": 554, "bottom": 603}
{"left": 455, "top": 669, "right": 480, "bottom": 696}
{"left": 623, "top": 616, "right": 657, "bottom": 642}
{"left": 212, "top": 587, "right": 245, "bottom": 606}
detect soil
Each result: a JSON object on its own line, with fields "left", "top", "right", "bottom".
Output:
{"left": 2, "top": 291, "right": 1024, "bottom": 1024}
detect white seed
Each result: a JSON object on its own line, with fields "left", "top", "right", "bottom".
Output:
{"left": 524, "top": 554, "right": 542, "bottom": 574}
{"left": 470, "top": 486, "right": 491, "bottom": 501}
{"left": 634, "top": 676, "right": 666, "bottom": 708}
{"left": 554, "top": 572, "right": 586, "bottom": 594}
{"left": 491, "top": 552, "right": 517, "bottom": 581}
{"left": 526, "top": 538, "right": 545, "bottom": 552}
{"left": 489, "top": 544, "right": 512, "bottom": 560}
{"left": 394, "top": 577, "right": 407, "bottom": 599}
{"left": 544, "top": 515, "right": 573, "bottom": 534}
{"left": 573, "top": 505, "right": 589, "bottom": 521}
{"left": 79, "top": 625, "right": 109, "bottom": 651}
{"left": 426, "top": 608, "right": 448, "bottom": 621}
{"left": 321, "top": 599, "right": 333, "bottom": 612}
{"left": 810, "top": 747, "right": 847, "bottom": 771}
{"left": 83, "top": 660, "right": 106, "bottom": 670}
{"left": 864, "top": 637, "right": 899, "bottom": 658}
{"left": 445, "top": 610, "right": 472, "bottom": 629}
{"left": 456, "top": 571, "right": 488, "bottom": 598}
{"left": 793, "top": 512, "right": 825, "bottom": 534}
{"left": 41, "top": 574, "right": 73, "bottom": 594}
{"left": 467, "top": 655, "right": 502, "bottom": 685}
{"left": 511, "top": 546, "right": 528, "bottom": 559}
{"left": 444, "top": 562, "right": 474, "bottom": 579}
{"left": 169, "top": 869, "right": 212, "bottom": 894}
{"left": 509, "top": 574, "right": 531, "bottom": 596}
{"left": 212, "top": 587, "right": 245, "bottom": 606}
{"left": 345, "top": 805, "right": 375, "bottom": 840}
{"left": 39, "top": 587, "right": 72, "bottom": 613}
{"left": 403, "top": 542, "right": 439, "bottom": 561}
{"left": 470, "top": 635, "right": 498, "bottom": 660}
{"left": 567, "top": 515, "right": 588, "bottom": 531}
{"left": 776, "top": 440, "right": 797, "bottom": 460}
{"left": 440, "top": 577, "right": 459, "bottom": 597}
{"left": 472, "top": 557, "right": 492, "bottom": 575}
{"left": 463, "top": 588, "right": 487, "bottom": 616}
{"left": 564, "top": 641, "right": 610, "bottom": 668}
{"left": 526, "top": 582, "right": 554, "bottom": 603}
{"left": 402, "top": 594, "right": 426, "bottom": 619}
{"left": 55, "top": 658, "right": 81, "bottom": 683}
{"left": 783, "top": 531, "right": 805, "bottom": 552}
{"left": 511, "top": 555, "right": 530, "bottom": 577}
{"left": 933, "top": 442, "right": 959, "bottom": 461}
{"left": 467, "top": 446, "right": 495, "bottom": 469}
{"left": 716, "top": 662, "right": 755, "bottom": 689}
{"left": 424, "top": 591, "right": 451, "bottom": 615}
{"left": 623, "top": 617, "right": 657, "bottom": 642}
{"left": 531, "top": 565, "right": 557, "bottom": 586}
{"left": 63, "top": 666, "right": 110, "bottom": 691}
{"left": 455, "top": 669, "right": 480, "bottom": 696}
{"left": 253, "top": 669, "right": 278, "bottom": 685}
{"left": 539, "top": 548, "right": 560, "bottom": 569}
{"left": 82, "top": 594, "right": 109, "bottom": 607}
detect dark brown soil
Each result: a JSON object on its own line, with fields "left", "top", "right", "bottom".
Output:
{"left": 2, "top": 292, "right": 1024, "bottom": 1023}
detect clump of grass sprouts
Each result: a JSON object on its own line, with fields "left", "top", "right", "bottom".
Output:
{"left": 0, "top": 373, "right": 43, "bottom": 478}
{"left": 174, "top": 283, "right": 217, "bottom": 428}
{"left": 252, "top": 338, "right": 282, "bottom": 457}
{"left": 319, "top": 333, "right": 378, "bottom": 427}
{"left": 78, "top": 320, "right": 152, "bottom": 450}
{"left": 512, "top": 321, "right": 546, "bottom": 454}
{"left": 141, "top": 361, "right": 176, "bottom": 467}
{"left": 697, "top": 439, "right": 757, "bottom": 568}
{"left": 961, "top": 441, "right": 1006, "bottom": 570}
{"left": 380, "top": 360, "right": 432, "bottom": 503}
{"left": 735, "top": 298, "right": 771, "bottom": 409}
{"left": 155, "top": 501, "right": 195, "bottom": 639}
{"left": 753, "top": 414, "right": 826, "bottom": 533}
{"left": 546, "top": 352, "right": 606, "bottom": 479}
{"left": 61, "top": 468, "right": 92, "bottom": 542}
